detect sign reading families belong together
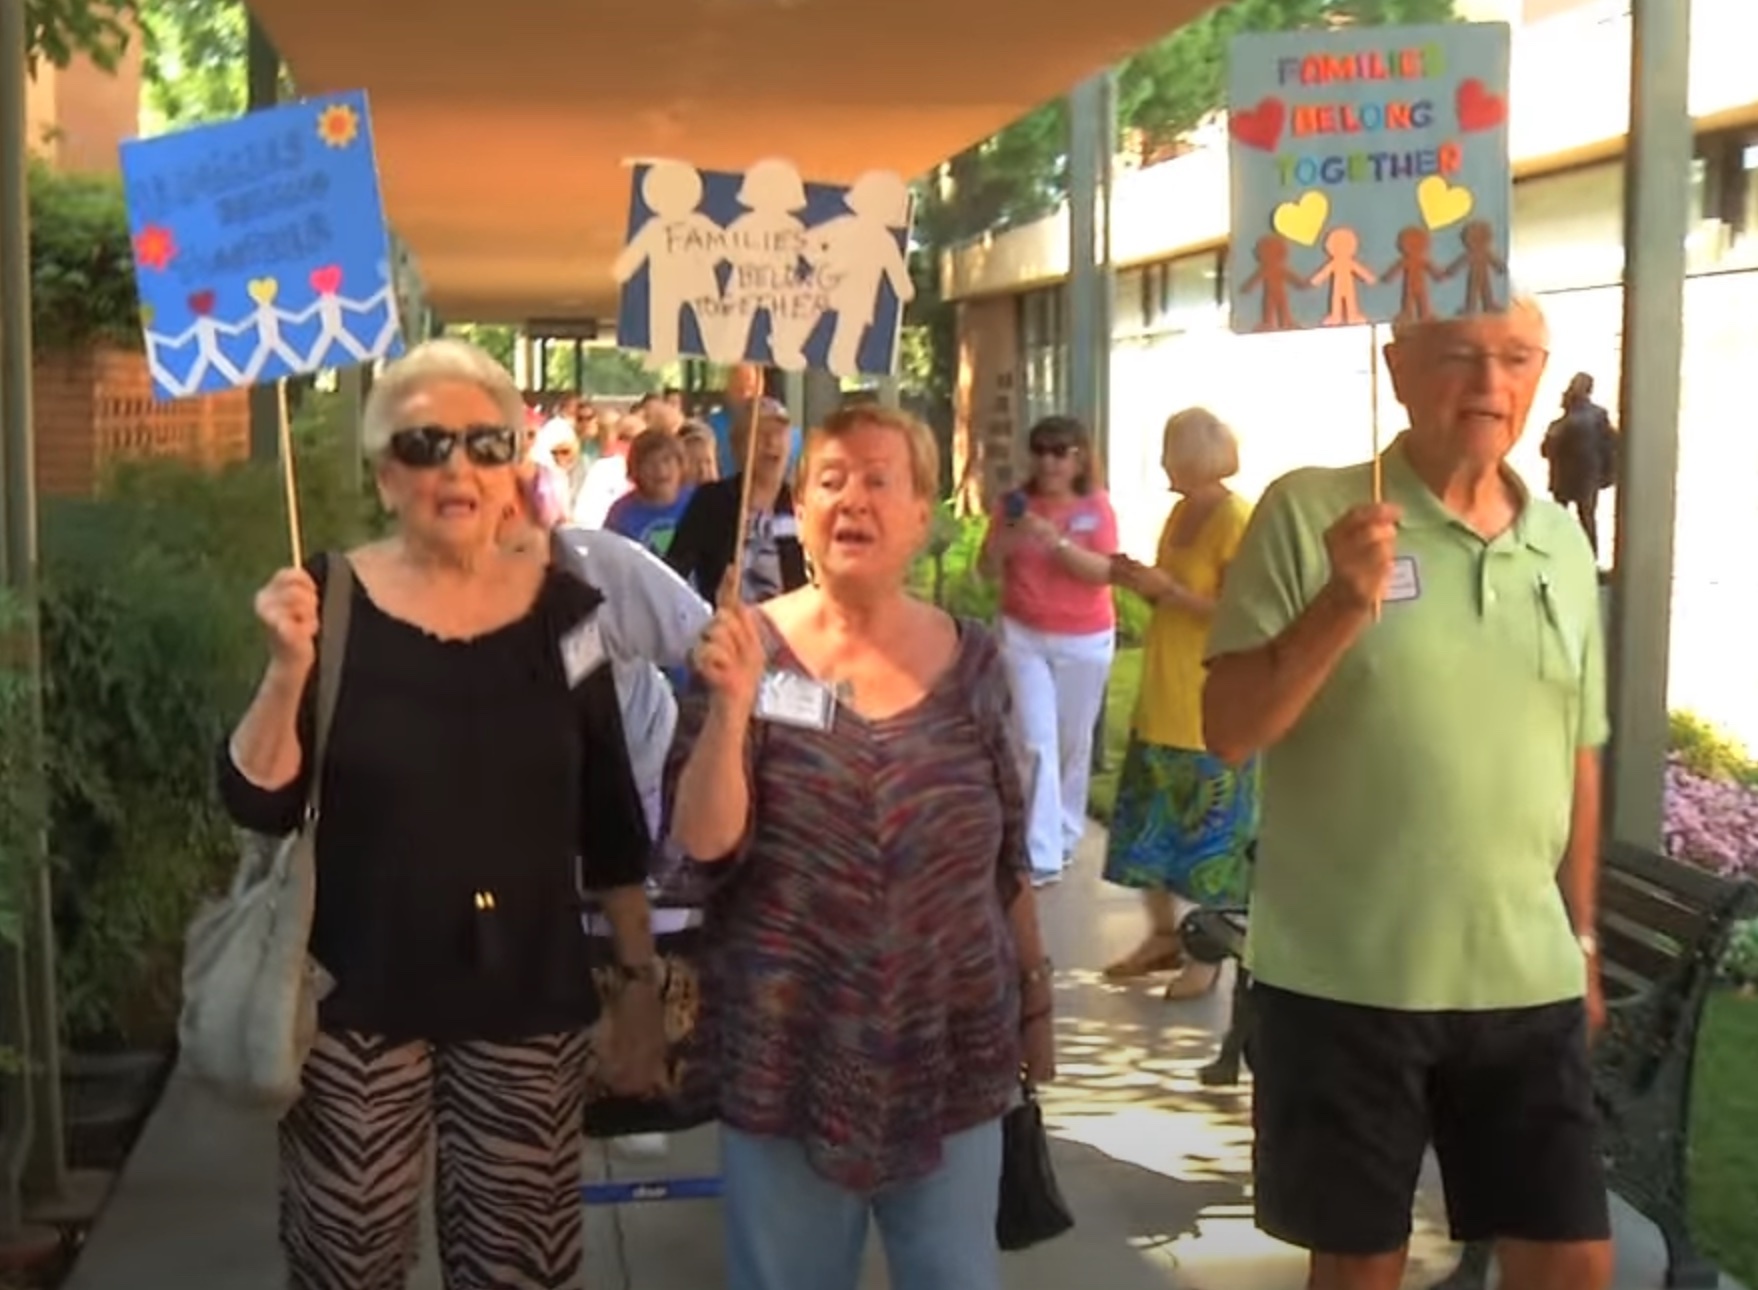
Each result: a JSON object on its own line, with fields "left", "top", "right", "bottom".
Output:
{"left": 1226, "top": 22, "right": 1512, "bottom": 334}
{"left": 120, "top": 90, "right": 403, "bottom": 400}
{"left": 614, "top": 157, "right": 915, "bottom": 377}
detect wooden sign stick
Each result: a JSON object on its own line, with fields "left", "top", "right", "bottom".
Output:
{"left": 276, "top": 378, "right": 304, "bottom": 568}
{"left": 725, "top": 386, "right": 763, "bottom": 605}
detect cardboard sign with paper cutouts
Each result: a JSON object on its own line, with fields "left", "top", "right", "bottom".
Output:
{"left": 1227, "top": 22, "right": 1512, "bottom": 334}
{"left": 614, "top": 158, "right": 915, "bottom": 377}
{"left": 120, "top": 90, "right": 403, "bottom": 400}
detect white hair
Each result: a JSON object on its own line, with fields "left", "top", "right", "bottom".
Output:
{"left": 361, "top": 338, "right": 527, "bottom": 455}
{"left": 1162, "top": 406, "right": 1240, "bottom": 484}
{"left": 1389, "top": 291, "right": 1550, "bottom": 347}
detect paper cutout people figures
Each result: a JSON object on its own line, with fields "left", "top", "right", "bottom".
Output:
{"left": 1445, "top": 220, "right": 1507, "bottom": 315}
{"left": 238, "top": 277, "right": 318, "bottom": 383}
{"left": 1383, "top": 227, "right": 1445, "bottom": 325}
{"left": 309, "top": 266, "right": 379, "bottom": 364}
{"left": 1310, "top": 227, "right": 1376, "bottom": 326}
{"left": 805, "top": 170, "right": 915, "bottom": 377}
{"left": 727, "top": 159, "right": 813, "bottom": 367}
{"left": 1240, "top": 234, "right": 1305, "bottom": 332}
{"left": 613, "top": 161, "right": 735, "bottom": 363}
{"left": 145, "top": 308, "right": 249, "bottom": 397}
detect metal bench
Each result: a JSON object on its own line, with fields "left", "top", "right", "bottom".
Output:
{"left": 1180, "top": 841, "right": 1758, "bottom": 1290}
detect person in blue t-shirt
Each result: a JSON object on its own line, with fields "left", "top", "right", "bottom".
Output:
{"left": 605, "top": 429, "right": 693, "bottom": 557}
{"left": 706, "top": 361, "right": 802, "bottom": 476}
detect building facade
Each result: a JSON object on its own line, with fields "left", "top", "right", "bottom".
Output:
{"left": 942, "top": 0, "right": 1758, "bottom": 747}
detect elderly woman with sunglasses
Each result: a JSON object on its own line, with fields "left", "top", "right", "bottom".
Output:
{"left": 218, "top": 338, "right": 666, "bottom": 1290}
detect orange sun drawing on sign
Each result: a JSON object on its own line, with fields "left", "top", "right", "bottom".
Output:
{"left": 316, "top": 103, "right": 360, "bottom": 149}
{"left": 132, "top": 224, "right": 176, "bottom": 271}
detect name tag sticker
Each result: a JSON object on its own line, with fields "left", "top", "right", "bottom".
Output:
{"left": 755, "top": 670, "right": 835, "bottom": 731}
{"left": 560, "top": 616, "right": 607, "bottom": 686}
{"left": 1385, "top": 556, "right": 1422, "bottom": 605}
{"left": 771, "top": 514, "right": 799, "bottom": 540}
{"left": 1068, "top": 512, "right": 1100, "bottom": 535}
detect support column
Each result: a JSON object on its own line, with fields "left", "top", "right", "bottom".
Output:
{"left": 246, "top": 14, "right": 282, "bottom": 462}
{"left": 799, "top": 370, "right": 840, "bottom": 429}
{"left": 1067, "top": 70, "right": 1117, "bottom": 774}
{"left": 1065, "top": 71, "right": 1116, "bottom": 467}
{"left": 1605, "top": 0, "right": 1692, "bottom": 850}
{"left": 0, "top": 0, "right": 66, "bottom": 1223}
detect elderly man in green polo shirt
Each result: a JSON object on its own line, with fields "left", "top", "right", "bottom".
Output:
{"left": 1203, "top": 297, "right": 1613, "bottom": 1290}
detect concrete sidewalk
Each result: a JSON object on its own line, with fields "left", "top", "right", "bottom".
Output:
{"left": 64, "top": 826, "right": 1734, "bottom": 1289}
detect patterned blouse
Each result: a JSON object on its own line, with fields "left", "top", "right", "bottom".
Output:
{"left": 665, "top": 618, "right": 1028, "bottom": 1192}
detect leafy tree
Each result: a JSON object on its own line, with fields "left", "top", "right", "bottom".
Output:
{"left": 139, "top": 0, "right": 262, "bottom": 128}
{"left": 25, "top": 0, "right": 137, "bottom": 71}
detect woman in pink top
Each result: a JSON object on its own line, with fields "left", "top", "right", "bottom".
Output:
{"left": 979, "top": 415, "right": 1119, "bottom": 885}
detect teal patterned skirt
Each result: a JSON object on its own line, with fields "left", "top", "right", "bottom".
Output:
{"left": 1102, "top": 735, "right": 1259, "bottom": 906}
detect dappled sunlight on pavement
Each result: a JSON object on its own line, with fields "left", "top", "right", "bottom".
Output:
{"left": 1027, "top": 832, "right": 1465, "bottom": 1289}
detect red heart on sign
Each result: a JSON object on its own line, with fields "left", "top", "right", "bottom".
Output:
{"left": 1456, "top": 78, "right": 1505, "bottom": 132}
{"left": 187, "top": 290, "right": 215, "bottom": 316}
{"left": 309, "top": 264, "right": 342, "bottom": 295}
{"left": 1229, "top": 97, "right": 1285, "bottom": 152}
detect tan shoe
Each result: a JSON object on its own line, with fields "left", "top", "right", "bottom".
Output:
{"left": 1163, "top": 961, "right": 1221, "bottom": 1002}
{"left": 1103, "top": 932, "right": 1183, "bottom": 980}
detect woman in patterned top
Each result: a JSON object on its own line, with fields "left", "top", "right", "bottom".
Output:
{"left": 668, "top": 404, "right": 1056, "bottom": 1290}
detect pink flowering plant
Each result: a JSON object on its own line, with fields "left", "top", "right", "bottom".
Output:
{"left": 1663, "top": 712, "right": 1758, "bottom": 986}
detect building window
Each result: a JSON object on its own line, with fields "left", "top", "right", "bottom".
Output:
{"left": 1017, "top": 287, "right": 1066, "bottom": 430}
{"left": 1124, "top": 251, "right": 1224, "bottom": 335}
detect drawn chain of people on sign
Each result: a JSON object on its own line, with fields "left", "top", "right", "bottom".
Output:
{"left": 120, "top": 90, "right": 403, "bottom": 400}
{"left": 1227, "top": 21, "right": 1513, "bottom": 334}
{"left": 614, "top": 157, "right": 914, "bottom": 377}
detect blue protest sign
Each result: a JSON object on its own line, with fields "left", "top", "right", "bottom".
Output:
{"left": 1226, "top": 22, "right": 1512, "bottom": 333}
{"left": 614, "top": 158, "right": 914, "bottom": 377}
{"left": 120, "top": 90, "right": 404, "bottom": 400}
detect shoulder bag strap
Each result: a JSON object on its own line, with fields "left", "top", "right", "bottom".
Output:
{"left": 303, "top": 554, "right": 354, "bottom": 824}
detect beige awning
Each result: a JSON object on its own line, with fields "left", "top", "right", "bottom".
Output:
{"left": 245, "top": 0, "right": 1217, "bottom": 322}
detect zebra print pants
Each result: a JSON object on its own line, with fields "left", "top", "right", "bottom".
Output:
{"left": 278, "top": 1028, "right": 592, "bottom": 1290}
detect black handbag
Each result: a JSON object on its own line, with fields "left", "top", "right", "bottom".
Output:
{"left": 996, "top": 1079, "right": 1074, "bottom": 1251}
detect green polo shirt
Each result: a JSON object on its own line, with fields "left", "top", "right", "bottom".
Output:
{"left": 1206, "top": 435, "right": 1607, "bottom": 1012}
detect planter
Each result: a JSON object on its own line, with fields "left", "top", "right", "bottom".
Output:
{"left": 61, "top": 1044, "right": 176, "bottom": 1171}
{"left": 33, "top": 345, "right": 250, "bottom": 498}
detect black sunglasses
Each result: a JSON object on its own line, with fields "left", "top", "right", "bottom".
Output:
{"left": 1030, "top": 441, "right": 1075, "bottom": 459}
{"left": 387, "top": 424, "right": 519, "bottom": 469}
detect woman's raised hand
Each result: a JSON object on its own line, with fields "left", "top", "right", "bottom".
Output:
{"left": 693, "top": 567, "right": 767, "bottom": 719}
{"left": 254, "top": 567, "right": 319, "bottom": 676}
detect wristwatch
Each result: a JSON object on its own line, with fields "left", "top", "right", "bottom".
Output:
{"left": 1054, "top": 536, "right": 1072, "bottom": 554}
{"left": 1576, "top": 932, "right": 1599, "bottom": 958}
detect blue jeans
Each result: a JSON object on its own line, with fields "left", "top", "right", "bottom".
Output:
{"left": 722, "top": 1118, "right": 1003, "bottom": 1290}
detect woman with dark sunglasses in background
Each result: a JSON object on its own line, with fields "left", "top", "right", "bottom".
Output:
{"left": 979, "top": 414, "right": 1119, "bottom": 887}
{"left": 218, "top": 338, "right": 667, "bottom": 1290}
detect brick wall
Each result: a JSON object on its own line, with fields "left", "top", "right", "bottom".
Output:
{"left": 34, "top": 348, "right": 250, "bottom": 497}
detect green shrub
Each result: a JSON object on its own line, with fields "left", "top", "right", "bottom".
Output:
{"left": 0, "top": 590, "right": 41, "bottom": 955}
{"left": 1113, "top": 586, "right": 1152, "bottom": 647}
{"left": 911, "top": 505, "right": 999, "bottom": 622}
{"left": 1724, "top": 919, "right": 1758, "bottom": 990}
{"left": 29, "top": 158, "right": 140, "bottom": 351}
{"left": 43, "top": 401, "right": 372, "bottom": 1045}
{"left": 1670, "top": 711, "right": 1758, "bottom": 787}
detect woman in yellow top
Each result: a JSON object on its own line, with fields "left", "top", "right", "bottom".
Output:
{"left": 1103, "top": 408, "right": 1259, "bottom": 1000}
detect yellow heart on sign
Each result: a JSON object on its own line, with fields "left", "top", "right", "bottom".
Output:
{"left": 247, "top": 277, "right": 279, "bottom": 306}
{"left": 1271, "top": 191, "right": 1329, "bottom": 247}
{"left": 1417, "top": 176, "right": 1474, "bottom": 230}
